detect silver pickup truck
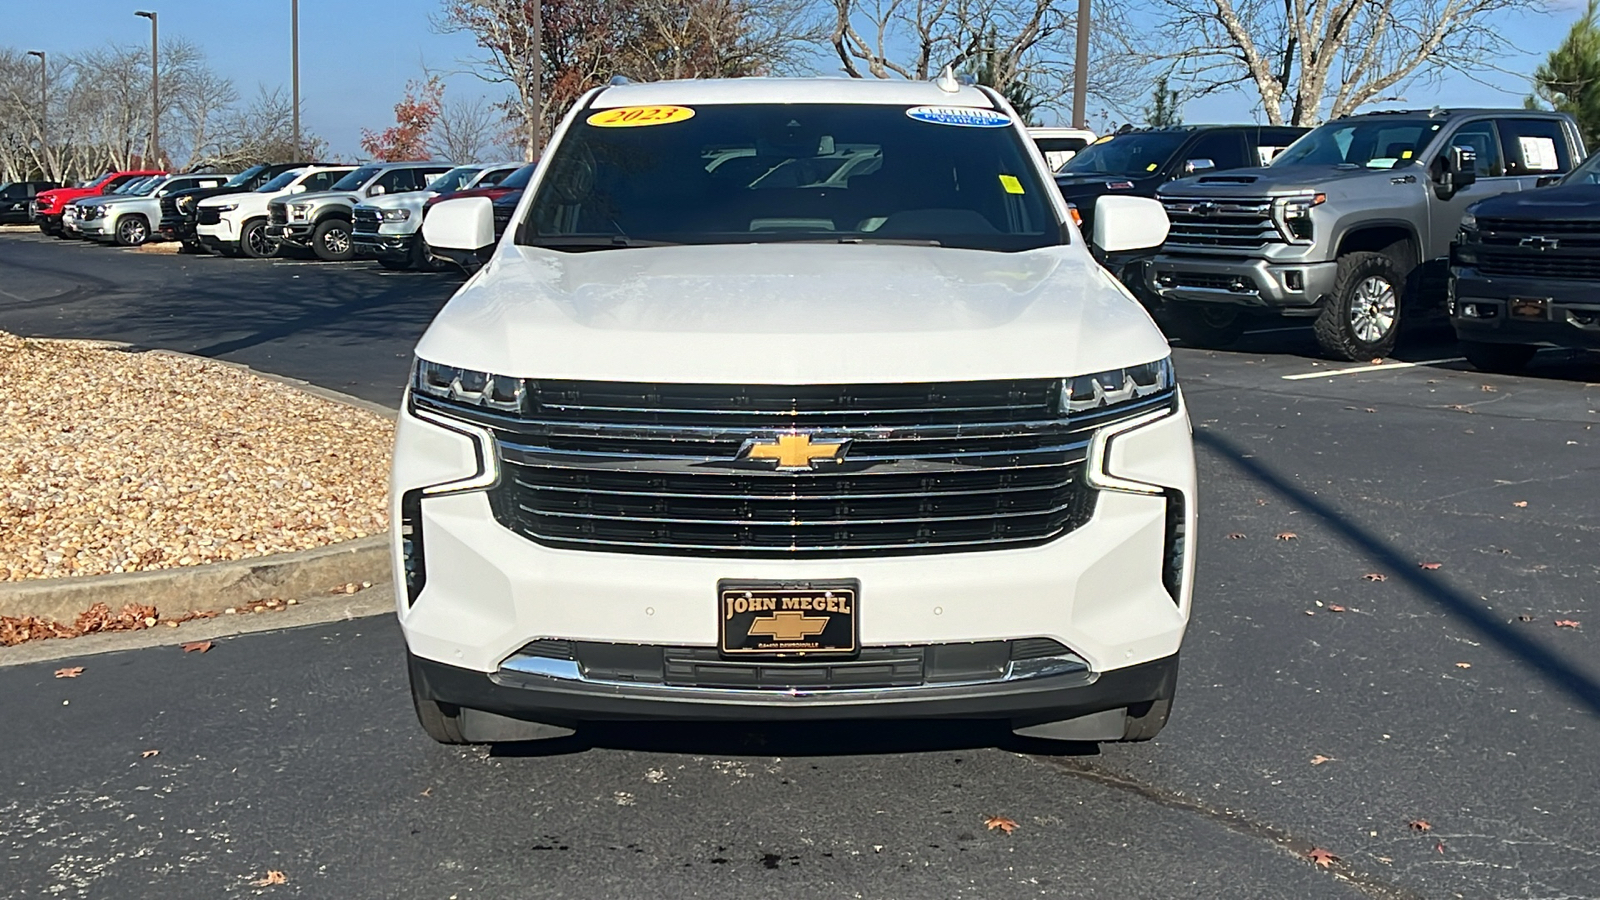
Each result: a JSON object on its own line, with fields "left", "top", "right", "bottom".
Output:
{"left": 1148, "top": 109, "right": 1585, "bottom": 359}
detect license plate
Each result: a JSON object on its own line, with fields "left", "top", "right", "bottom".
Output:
{"left": 718, "top": 580, "right": 858, "bottom": 657}
{"left": 1510, "top": 297, "right": 1550, "bottom": 319}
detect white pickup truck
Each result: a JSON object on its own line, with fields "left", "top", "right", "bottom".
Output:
{"left": 194, "top": 165, "right": 355, "bottom": 258}
{"left": 351, "top": 163, "right": 522, "bottom": 270}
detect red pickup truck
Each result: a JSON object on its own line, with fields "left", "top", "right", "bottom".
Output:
{"left": 32, "top": 169, "right": 165, "bottom": 236}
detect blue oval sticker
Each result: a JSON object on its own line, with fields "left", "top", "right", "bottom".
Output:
{"left": 906, "top": 106, "right": 1012, "bottom": 128}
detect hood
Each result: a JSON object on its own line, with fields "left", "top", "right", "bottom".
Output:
{"left": 271, "top": 190, "right": 360, "bottom": 207}
{"left": 414, "top": 242, "right": 1170, "bottom": 384}
{"left": 1160, "top": 164, "right": 1408, "bottom": 198}
{"left": 1470, "top": 182, "right": 1600, "bottom": 221}
{"left": 198, "top": 190, "right": 260, "bottom": 208}
{"left": 360, "top": 190, "right": 433, "bottom": 213}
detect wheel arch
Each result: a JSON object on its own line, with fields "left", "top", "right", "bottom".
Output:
{"left": 1335, "top": 223, "right": 1420, "bottom": 277}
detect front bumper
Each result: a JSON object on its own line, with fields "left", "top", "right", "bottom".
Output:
{"left": 266, "top": 221, "right": 314, "bottom": 245}
{"left": 196, "top": 217, "right": 239, "bottom": 247}
{"left": 1451, "top": 266, "right": 1600, "bottom": 349}
{"left": 353, "top": 231, "right": 416, "bottom": 260}
{"left": 159, "top": 217, "right": 195, "bottom": 240}
{"left": 1149, "top": 255, "right": 1337, "bottom": 312}
{"left": 80, "top": 218, "right": 112, "bottom": 239}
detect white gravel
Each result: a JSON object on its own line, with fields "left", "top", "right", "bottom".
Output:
{"left": 0, "top": 331, "right": 393, "bottom": 582}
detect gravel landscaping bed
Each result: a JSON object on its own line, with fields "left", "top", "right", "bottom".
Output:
{"left": 0, "top": 331, "right": 393, "bottom": 581}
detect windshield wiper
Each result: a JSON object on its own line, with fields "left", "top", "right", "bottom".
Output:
{"left": 525, "top": 235, "right": 678, "bottom": 251}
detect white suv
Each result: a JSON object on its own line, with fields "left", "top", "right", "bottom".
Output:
{"left": 400, "top": 77, "right": 1194, "bottom": 745}
{"left": 195, "top": 165, "right": 355, "bottom": 258}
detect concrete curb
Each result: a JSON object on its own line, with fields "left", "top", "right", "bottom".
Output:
{"left": 0, "top": 534, "right": 391, "bottom": 624}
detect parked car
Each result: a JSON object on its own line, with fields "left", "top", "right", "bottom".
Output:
{"left": 80, "top": 173, "right": 233, "bottom": 246}
{"left": 195, "top": 165, "right": 356, "bottom": 258}
{"left": 1055, "top": 125, "right": 1308, "bottom": 306}
{"left": 352, "top": 162, "right": 521, "bottom": 270}
{"left": 1449, "top": 149, "right": 1600, "bottom": 372}
{"left": 403, "top": 77, "right": 1191, "bottom": 745}
{"left": 31, "top": 169, "right": 165, "bottom": 236}
{"left": 62, "top": 176, "right": 162, "bottom": 238}
{"left": 1148, "top": 108, "right": 1585, "bottom": 359}
{"left": 0, "top": 181, "right": 59, "bottom": 224}
{"left": 266, "top": 161, "right": 453, "bottom": 261}
{"left": 1028, "top": 126, "right": 1097, "bottom": 171}
{"left": 160, "top": 162, "right": 309, "bottom": 249}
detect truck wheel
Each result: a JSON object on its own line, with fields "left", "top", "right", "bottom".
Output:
{"left": 1461, "top": 340, "right": 1537, "bottom": 374}
{"left": 411, "top": 236, "right": 439, "bottom": 272}
{"left": 239, "top": 219, "right": 278, "bottom": 259}
{"left": 1117, "top": 698, "right": 1173, "bottom": 742}
{"left": 311, "top": 219, "right": 355, "bottom": 261}
{"left": 37, "top": 221, "right": 53, "bottom": 236}
{"left": 1160, "top": 305, "right": 1246, "bottom": 348}
{"left": 114, "top": 215, "right": 150, "bottom": 247}
{"left": 1315, "top": 252, "right": 1402, "bottom": 360}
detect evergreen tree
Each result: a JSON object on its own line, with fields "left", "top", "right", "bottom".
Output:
{"left": 1533, "top": 1, "right": 1600, "bottom": 151}
{"left": 1144, "top": 76, "right": 1182, "bottom": 127}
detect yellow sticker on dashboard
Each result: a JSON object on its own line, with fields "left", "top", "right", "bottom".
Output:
{"left": 999, "top": 174, "right": 1025, "bottom": 194}
{"left": 587, "top": 105, "right": 695, "bottom": 127}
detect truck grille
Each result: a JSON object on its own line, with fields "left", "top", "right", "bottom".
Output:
{"left": 159, "top": 197, "right": 179, "bottom": 218}
{"left": 197, "top": 207, "right": 222, "bottom": 226}
{"left": 352, "top": 208, "right": 382, "bottom": 234}
{"left": 1475, "top": 217, "right": 1600, "bottom": 281}
{"left": 415, "top": 379, "right": 1176, "bottom": 557}
{"left": 492, "top": 203, "right": 515, "bottom": 237}
{"left": 1161, "top": 197, "right": 1281, "bottom": 249}
{"left": 268, "top": 204, "right": 287, "bottom": 225}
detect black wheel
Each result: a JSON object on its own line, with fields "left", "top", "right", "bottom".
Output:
{"left": 218, "top": 244, "right": 242, "bottom": 258}
{"left": 1117, "top": 698, "right": 1173, "bottom": 742}
{"left": 114, "top": 214, "right": 150, "bottom": 247}
{"left": 1160, "top": 305, "right": 1246, "bottom": 348}
{"left": 1314, "top": 252, "right": 1403, "bottom": 360}
{"left": 1461, "top": 340, "right": 1537, "bottom": 374}
{"left": 408, "top": 657, "right": 469, "bottom": 744}
{"left": 37, "top": 221, "right": 53, "bottom": 235}
{"left": 238, "top": 218, "right": 278, "bottom": 259}
{"left": 311, "top": 218, "right": 355, "bottom": 261}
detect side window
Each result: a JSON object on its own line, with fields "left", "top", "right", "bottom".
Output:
{"left": 1498, "top": 118, "right": 1574, "bottom": 175}
{"left": 1445, "top": 121, "right": 1504, "bottom": 177}
{"left": 1257, "top": 128, "right": 1303, "bottom": 166}
{"left": 375, "top": 169, "right": 415, "bottom": 193}
{"left": 1184, "top": 131, "right": 1250, "bottom": 171}
{"left": 304, "top": 171, "right": 338, "bottom": 192}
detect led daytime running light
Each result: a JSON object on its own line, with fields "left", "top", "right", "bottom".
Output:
{"left": 413, "top": 359, "right": 524, "bottom": 412}
{"left": 1061, "top": 357, "right": 1174, "bottom": 415}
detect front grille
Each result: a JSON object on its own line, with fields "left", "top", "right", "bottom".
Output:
{"left": 492, "top": 205, "right": 514, "bottom": 236}
{"left": 1474, "top": 218, "right": 1600, "bottom": 281}
{"left": 417, "top": 379, "right": 1175, "bottom": 557}
{"left": 352, "top": 207, "right": 382, "bottom": 234}
{"left": 197, "top": 207, "right": 222, "bottom": 226}
{"left": 268, "top": 204, "right": 287, "bottom": 225}
{"left": 1158, "top": 270, "right": 1257, "bottom": 292}
{"left": 159, "top": 197, "right": 179, "bottom": 218}
{"left": 1161, "top": 196, "right": 1281, "bottom": 249}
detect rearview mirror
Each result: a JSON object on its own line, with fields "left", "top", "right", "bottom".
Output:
{"left": 1184, "top": 158, "right": 1216, "bottom": 175}
{"left": 422, "top": 196, "right": 495, "bottom": 252}
{"left": 1092, "top": 195, "right": 1170, "bottom": 254}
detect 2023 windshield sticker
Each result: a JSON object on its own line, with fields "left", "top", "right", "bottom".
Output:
{"left": 586, "top": 106, "right": 696, "bottom": 128}
{"left": 905, "top": 106, "right": 1013, "bottom": 128}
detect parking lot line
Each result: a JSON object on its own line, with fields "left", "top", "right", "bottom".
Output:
{"left": 1281, "top": 357, "right": 1465, "bottom": 380}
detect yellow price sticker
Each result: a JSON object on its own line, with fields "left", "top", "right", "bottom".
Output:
{"left": 999, "top": 174, "right": 1025, "bottom": 195}
{"left": 587, "top": 105, "right": 696, "bottom": 128}
{"left": 1401, "top": 149, "right": 1413, "bottom": 159}
{"left": 1146, "top": 163, "right": 1159, "bottom": 171}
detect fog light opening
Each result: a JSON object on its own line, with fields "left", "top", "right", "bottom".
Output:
{"left": 400, "top": 488, "right": 427, "bottom": 607}
{"left": 1162, "top": 489, "right": 1187, "bottom": 605}
{"left": 1284, "top": 270, "right": 1304, "bottom": 291}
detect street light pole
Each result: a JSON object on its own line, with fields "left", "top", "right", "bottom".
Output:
{"left": 1072, "top": 0, "right": 1090, "bottom": 129}
{"left": 135, "top": 11, "right": 159, "bottom": 168}
{"left": 291, "top": 0, "right": 301, "bottom": 159}
{"left": 26, "top": 51, "right": 46, "bottom": 180}
{"left": 530, "top": 1, "right": 542, "bottom": 159}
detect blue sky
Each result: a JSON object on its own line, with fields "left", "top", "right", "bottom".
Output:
{"left": 7, "top": 0, "right": 1591, "bottom": 151}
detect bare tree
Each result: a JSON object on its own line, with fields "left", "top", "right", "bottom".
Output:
{"left": 199, "top": 86, "right": 328, "bottom": 168}
{"left": 433, "top": 93, "right": 512, "bottom": 162}
{"left": 1153, "top": 0, "right": 1542, "bottom": 126}
{"left": 434, "top": 1, "right": 546, "bottom": 160}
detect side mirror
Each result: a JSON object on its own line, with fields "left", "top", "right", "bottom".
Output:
{"left": 368, "top": 185, "right": 386, "bottom": 197}
{"left": 1436, "top": 145, "right": 1478, "bottom": 193}
{"left": 422, "top": 196, "right": 495, "bottom": 252}
{"left": 289, "top": 184, "right": 307, "bottom": 194}
{"left": 1092, "top": 195, "right": 1170, "bottom": 253}
{"left": 1184, "top": 158, "right": 1216, "bottom": 175}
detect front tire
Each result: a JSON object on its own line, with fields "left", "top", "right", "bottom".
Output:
{"left": 311, "top": 218, "right": 354, "bottom": 261}
{"left": 1160, "top": 305, "right": 1246, "bottom": 348}
{"left": 238, "top": 219, "right": 278, "bottom": 259}
{"left": 114, "top": 215, "right": 150, "bottom": 247}
{"left": 1461, "top": 340, "right": 1537, "bottom": 374}
{"left": 1315, "top": 252, "right": 1403, "bottom": 360}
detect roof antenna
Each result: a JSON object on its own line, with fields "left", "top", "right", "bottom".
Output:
{"left": 936, "top": 64, "right": 961, "bottom": 93}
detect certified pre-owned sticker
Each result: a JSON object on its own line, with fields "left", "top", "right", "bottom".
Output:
{"left": 906, "top": 106, "right": 1012, "bottom": 128}
{"left": 587, "top": 105, "right": 696, "bottom": 128}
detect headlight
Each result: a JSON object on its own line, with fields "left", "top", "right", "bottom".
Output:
{"left": 1062, "top": 357, "right": 1175, "bottom": 415}
{"left": 1457, "top": 211, "right": 1479, "bottom": 243}
{"left": 380, "top": 209, "right": 412, "bottom": 222}
{"left": 288, "top": 203, "right": 312, "bottom": 221}
{"left": 215, "top": 202, "right": 239, "bottom": 213}
{"left": 412, "top": 360, "right": 524, "bottom": 413}
{"left": 1275, "top": 192, "right": 1325, "bottom": 243}
{"left": 83, "top": 206, "right": 105, "bottom": 220}
{"left": 1453, "top": 211, "right": 1480, "bottom": 266}
{"left": 177, "top": 196, "right": 194, "bottom": 213}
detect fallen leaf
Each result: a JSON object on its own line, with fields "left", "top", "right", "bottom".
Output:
{"left": 1455, "top": 662, "right": 1471, "bottom": 669}
{"left": 141, "top": 749, "right": 159, "bottom": 759}
{"left": 1362, "top": 573, "right": 1387, "bottom": 582}
{"left": 1304, "top": 610, "right": 1316, "bottom": 616}
{"left": 1481, "top": 384, "right": 1498, "bottom": 392}
{"left": 180, "top": 641, "right": 213, "bottom": 654}
{"left": 1370, "top": 358, "right": 1383, "bottom": 365}
{"left": 1227, "top": 533, "right": 1247, "bottom": 540}
{"left": 1513, "top": 501, "right": 1528, "bottom": 508}
{"left": 420, "top": 787, "right": 433, "bottom": 797}
{"left": 1255, "top": 498, "right": 1268, "bottom": 506}
{"left": 1307, "top": 847, "right": 1339, "bottom": 868}
{"left": 250, "top": 870, "right": 288, "bottom": 886}
{"left": 1419, "top": 561, "right": 1443, "bottom": 570}
{"left": 1435, "top": 840, "right": 1446, "bottom": 854}
{"left": 1408, "top": 819, "right": 1432, "bottom": 832}
{"left": 1310, "top": 755, "right": 1335, "bottom": 765}
{"left": 1555, "top": 620, "right": 1581, "bottom": 629}
{"left": 983, "top": 815, "right": 1018, "bottom": 834}
{"left": 1517, "top": 614, "right": 1534, "bottom": 622}
{"left": 53, "top": 667, "right": 84, "bottom": 679}
{"left": 1276, "top": 532, "right": 1298, "bottom": 541}
{"left": 1327, "top": 604, "right": 1347, "bottom": 613}
{"left": 1364, "top": 407, "right": 1376, "bottom": 413}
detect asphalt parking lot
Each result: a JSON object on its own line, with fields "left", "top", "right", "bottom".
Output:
{"left": 2, "top": 233, "right": 1599, "bottom": 899}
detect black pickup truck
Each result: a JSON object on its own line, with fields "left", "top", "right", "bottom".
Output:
{"left": 1056, "top": 125, "right": 1306, "bottom": 304}
{"left": 0, "top": 181, "right": 59, "bottom": 223}
{"left": 160, "top": 162, "right": 308, "bottom": 249}
{"left": 1449, "top": 151, "right": 1600, "bottom": 372}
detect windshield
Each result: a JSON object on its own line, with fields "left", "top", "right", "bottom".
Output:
{"left": 472, "top": 166, "right": 516, "bottom": 188}
{"left": 125, "top": 178, "right": 164, "bottom": 196}
{"left": 521, "top": 103, "right": 1058, "bottom": 251}
{"left": 258, "top": 169, "right": 305, "bottom": 192}
{"left": 1058, "top": 132, "right": 1189, "bottom": 177}
{"left": 85, "top": 173, "right": 115, "bottom": 189}
{"left": 1563, "top": 152, "right": 1600, "bottom": 185}
{"left": 224, "top": 164, "right": 268, "bottom": 188}
{"left": 330, "top": 166, "right": 381, "bottom": 192}
{"left": 427, "top": 166, "right": 484, "bottom": 194}
{"left": 498, "top": 163, "right": 537, "bottom": 190}
{"left": 113, "top": 177, "right": 153, "bottom": 194}
{"left": 1272, "top": 118, "right": 1443, "bottom": 169}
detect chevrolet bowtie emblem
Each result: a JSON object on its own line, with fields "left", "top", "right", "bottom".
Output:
{"left": 741, "top": 433, "right": 850, "bottom": 470}
{"left": 747, "top": 610, "right": 830, "bottom": 642}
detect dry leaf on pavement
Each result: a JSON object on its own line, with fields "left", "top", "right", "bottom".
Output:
{"left": 1419, "top": 561, "right": 1443, "bottom": 570}
{"left": 1227, "top": 533, "right": 1247, "bottom": 540}
{"left": 1276, "top": 532, "right": 1298, "bottom": 541}
{"left": 141, "top": 749, "right": 159, "bottom": 758}
{"left": 1408, "top": 819, "right": 1432, "bottom": 832}
{"left": 1513, "top": 500, "right": 1528, "bottom": 508}
{"left": 1362, "top": 573, "right": 1387, "bottom": 582}
{"left": 250, "top": 870, "right": 287, "bottom": 886}
{"left": 1327, "top": 604, "right": 1346, "bottom": 613}
{"left": 983, "top": 815, "right": 1018, "bottom": 834}
{"left": 1555, "top": 620, "right": 1581, "bottom": 629}
{"left": 1310, "top": 755, "right": 1334, "bottom": 765}
{"left": 53, "top": 667, "right": 84, "bottom": 678}
{"left": 1517, "top": 614, "right": 1534, "bottom": 622}
{"left": 180, "top": 640, "right": 213, "bottom": 654}
{"left": 1455, "top": 662, "right": 1471, "bottom": 669}
{"left": 1306, "top": 847, "right": 1339, "bottom": 868}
